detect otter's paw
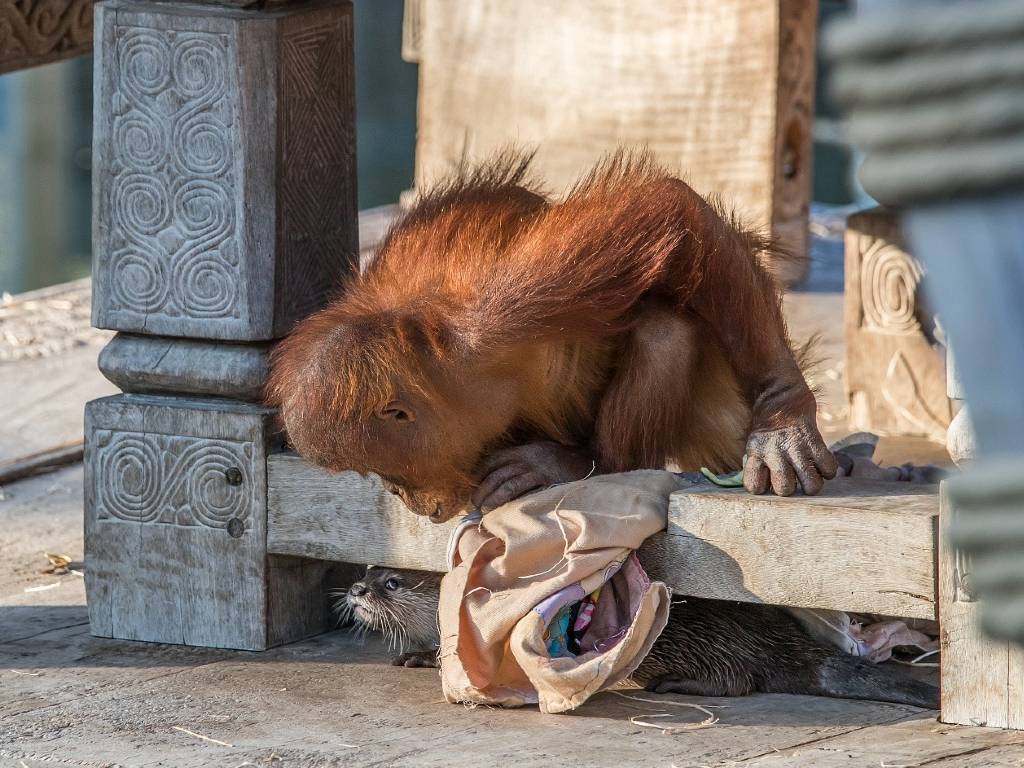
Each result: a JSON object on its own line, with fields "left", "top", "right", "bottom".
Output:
{"left": 391, "top": 650, "right": 438, "bottom": 668}
{"left": 744, "top": 416, "right": 837, "bottom": 497}
{"left": 644, "top": 675, "right": 730, "bottom": 697}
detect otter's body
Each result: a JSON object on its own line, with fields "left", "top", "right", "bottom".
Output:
{"left": 635, "top": 598, "right": 938, "bottom": 708}
{"left": 341, "top": 568, "right": 938, "bottom": 709}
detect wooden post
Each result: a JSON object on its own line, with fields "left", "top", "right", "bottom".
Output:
{"left": 844, "top": 209, "right": 952, "bottom": 441}
{"left": 411, "top": 0, "right": 816, "bottom": 284}
{"left": 85, "top": 0, "right": 357, "bottom": 650}
{"left": 940, "top": 482, "right": 1024, "bottom": 729}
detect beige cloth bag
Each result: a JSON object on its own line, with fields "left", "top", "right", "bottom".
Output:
{"left": 439, "top": 470, "right": 678, "bottom": 713}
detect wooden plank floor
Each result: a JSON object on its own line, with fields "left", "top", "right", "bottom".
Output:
{"left": 0, "top": 281, "right": 116, "bottom": 468}
{"left": 4, "top": 466, "right": 1022, "bottom": 766}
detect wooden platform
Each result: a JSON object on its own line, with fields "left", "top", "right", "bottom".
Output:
{"left": 268, "top": 453, "right": 938, "bottom": 619}
{"left": 7, "top": 465, "right": 1024, "bottom": 766}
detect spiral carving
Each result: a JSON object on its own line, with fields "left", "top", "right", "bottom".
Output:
{"left": 114, "top": 172, "right": 171, "bottom": 237}
{"left": 107, "top": 24, "right": 239, "bottom": 326}
{"left": 119, "top": 29, "right": 171, "bottom": 96}
{"left": 94, "top": 431, "right": 252, "bottom": 532}
{"left": 0, "top": 0, "right": 93, "bottom": 74}
{"left": 115, "top": 110, "right": 166, "bottom": 171}
{"left": 174, "top": 113, "right": 230, "bottom": 176}
{"left": 97, "top": 435, "right": 163, "bottom": 523}
{"left": 187, "top": 445, "right": 251, "bottom": 527}
{"left": 172, "top": 36, "right": 226, "bottom": 102}
{"left": 110, "top": 248, "right": 169, "bottom": 313}
{"left": 860, "top": 238, "right": 923, "bottom": 335}
{"left": 176, "top": 254, "right": 236, "bottom": 317}
{"left": 172, "top": 178, "right": 232, "bottom": 239}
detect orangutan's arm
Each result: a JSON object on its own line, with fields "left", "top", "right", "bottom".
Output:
{"left": 659, "top": 180, "right": 836, "bottom": 496}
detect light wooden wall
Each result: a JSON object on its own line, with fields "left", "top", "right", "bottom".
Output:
{"left": 410, "top": 0, "right": 817, "bottom": 282}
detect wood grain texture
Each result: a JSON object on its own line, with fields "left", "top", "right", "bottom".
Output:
{"left": 653, "top": 479, "right": 938, "bottom": 619}
{"left": 771, "top": 0, "right": 816, "bottom": 283}
{"left": 91, "top": 0, "right": 355, "bottom": 342}
{"left": 84, "top": 394, "right": 325, "bottom": 650}
{"left": 0, "top": 0, "right": 94, "bottom": 75}
{"left": 267, "top": 454, "right": 938, "bottom": 618}
{"left": 844, "top": 209, "right": 952, "bottom": 442}
{"left": 741, "top": 715, "right": 1024, "bottom": 767}
{"left": 939, "top": 482, "right": 1024, "bottom": 729}
{"left": 98, "top": 332, "right": 272, "bottom": 399}
{"left": 267, "top": 453, "right": 455, "bottom": 571}
{"left": 413, "top": 0, "right": 815, "bottom": 282}
{"left": 1011, "top": 645, "right": 1024, "bottom": 730}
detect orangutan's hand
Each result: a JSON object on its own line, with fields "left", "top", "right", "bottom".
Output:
{"left": 472, "top": 441, "right": 598, "bottom": 512}
{"left": 743, "top": 415, "right": 837, "bottom": 496}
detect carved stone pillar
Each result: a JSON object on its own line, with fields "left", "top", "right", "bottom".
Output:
{"left": 843, "top": 208, "right": 952, "bottom": 442}
{"left": 85, "top": 0, "right": 356, "bottom": 650}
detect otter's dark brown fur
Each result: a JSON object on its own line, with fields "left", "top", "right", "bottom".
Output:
{"left": 336, "top": 566, "right": 441, "bottom": 667}
{"left": 635, "top": 597, "right": 937, "bottom": 708}
{"left": 339, "top": 568, "right": 938, "bottom": 709}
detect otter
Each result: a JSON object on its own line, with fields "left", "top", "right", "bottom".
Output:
{"left": 633, "top": 599, "right": 937, "bottom": 708}
{"left": 336, "top": 566, "right": 441, "bottom": 668}
{"left": 339, "top": 567, "right": 938, "bottom": 709}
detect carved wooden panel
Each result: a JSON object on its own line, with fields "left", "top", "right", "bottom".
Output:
{"left": 84, "top": 394, "right": 325, "bottom": 650}
{"left": 107, "top": 24, "right": 244, "bottom": 324}
{"left": 92, "top": 0, "right": 356, "bottom": 342}
{"left": 844, "top": 208, "right": 952, "bottom": 441}
{"left": 277, "top": 7, "right": 357, "bottom": 323}
{"left": 93, "top": 430, "right": 254, "bottom": 534}
{"left": 0, "top": 0, "right": 94, "bottom": 75}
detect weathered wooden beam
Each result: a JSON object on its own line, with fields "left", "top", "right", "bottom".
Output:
{"left": 267, "top": 453, "right": 939, "bottom": 620}
{"left": 0, "top": 440, "right": 84, "bottom": 486}
{"left": 268, "top": 452, "right": 454, "bottom": 571}
{"left": 98, "top": 333, "right": 272, "bottom": 400}
{"left": 0, "top": 0, "right": 95, "bottom": 75}
{"left": 653, "top": 481, "right": 938, "bottom": 620}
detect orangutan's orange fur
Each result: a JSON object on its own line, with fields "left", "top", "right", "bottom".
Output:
{"left": 267, "top": 151, "right": 825, "bottom": 521}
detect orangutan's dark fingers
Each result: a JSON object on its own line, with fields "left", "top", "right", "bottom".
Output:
{"left": 471, "top": 462, "right": 528, "bottom": 509}
{"left": 743, "top": 456, "right": 770, "bottom": 495}
{"left": 477, "top": 472, "right": 545, "bottom": 511}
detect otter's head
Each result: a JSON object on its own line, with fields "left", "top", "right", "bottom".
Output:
{"left": 267, "top": 303, "right": 523, "bottom": 523}
{"left": 336, "top": 567, "right": 442, "bottom": 650}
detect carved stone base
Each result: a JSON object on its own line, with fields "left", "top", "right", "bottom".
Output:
{"left": 844, "top": 208, "right": 952, "bottom": 442}
{"left": 84, "top": 394, "right": 328, "bottom": 650}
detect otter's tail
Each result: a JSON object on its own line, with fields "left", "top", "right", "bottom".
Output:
{"left": 811, "top": 654, "right": 939, "bottom": 709}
